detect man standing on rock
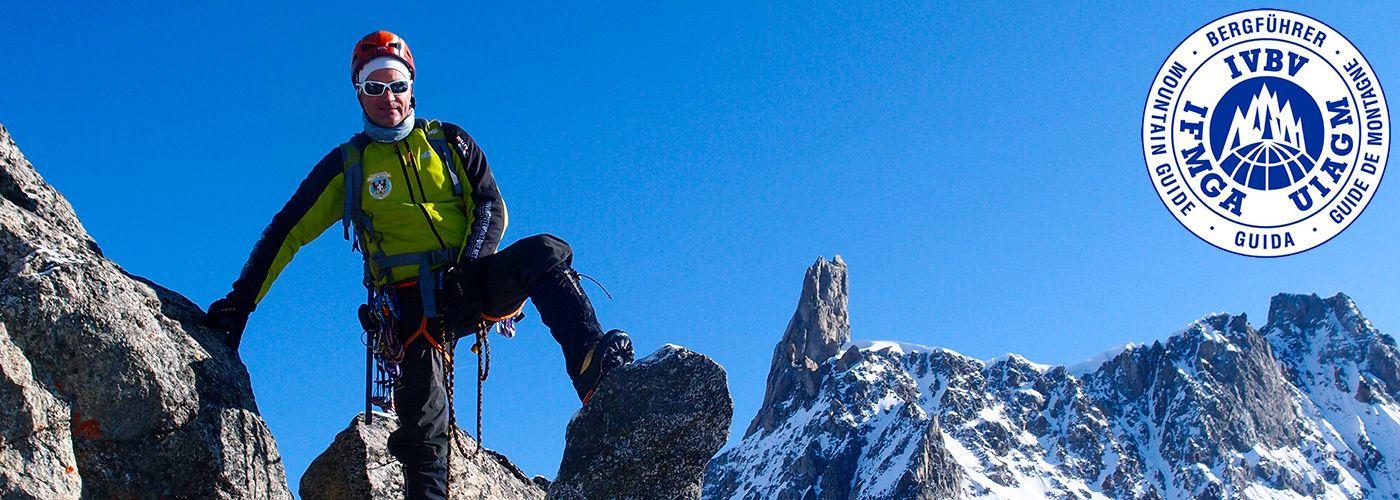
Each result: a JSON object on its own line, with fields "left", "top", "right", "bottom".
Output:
{"left": 202, "top": 31, "right": 633, "bottom": 500}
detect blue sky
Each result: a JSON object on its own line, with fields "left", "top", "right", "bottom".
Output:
{"left": 3, "top": 0, "right": 1396, "bottom": 494}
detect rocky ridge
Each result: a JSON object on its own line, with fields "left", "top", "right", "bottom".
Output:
{"left": 301, "top": 345, "right": 733, "bottom": 500}
{"left": 0, "top": 123, "right": 291, "bottom": 498}
{"left": 706, "top": 257, "right": 1400, "bottom": 499}
{"left": 300, "top": 413, "right": 545, "bottom": 500}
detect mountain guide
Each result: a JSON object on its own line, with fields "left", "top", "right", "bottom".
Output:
{"left": 202, "top": 30, "right": 634, "bottom": 500}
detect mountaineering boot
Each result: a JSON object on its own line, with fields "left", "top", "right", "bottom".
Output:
{"left": 577, "top": 329, "right": 634, "bottom": 403}
{"left": 528, "top": 266, "right": 633, "bottom": 401}
{"left": 403, "top": 458, "right": 448, "bottom": 500}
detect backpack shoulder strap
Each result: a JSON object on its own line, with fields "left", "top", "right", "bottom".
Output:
{"left": 423, "top": 120, "right": 464, "bottom": 197}
{"left": 340, "top": 133, "right": 374, "bottom": 245}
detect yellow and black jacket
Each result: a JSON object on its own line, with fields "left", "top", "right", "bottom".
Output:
{"left": 227, "top": 119, "right": 506, "bottom": 310}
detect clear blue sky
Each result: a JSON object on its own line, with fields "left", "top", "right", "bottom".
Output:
{"left": 3, "top": 0, "right": 1396, "bottom": 494}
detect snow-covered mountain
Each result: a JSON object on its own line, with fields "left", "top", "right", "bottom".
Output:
{"left": 705, "top": 257, "right": 1400, "bottom": 500}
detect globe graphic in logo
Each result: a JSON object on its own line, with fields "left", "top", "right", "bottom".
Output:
{"left": 1209, "top": 77, "right": 1325, "bottom": 191}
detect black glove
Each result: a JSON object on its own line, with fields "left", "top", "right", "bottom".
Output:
{"left": 440, "top": 261, "right": 486, "bottom": 338}
{"left": 204, "top": 297, "right": 254, "bottom": 351}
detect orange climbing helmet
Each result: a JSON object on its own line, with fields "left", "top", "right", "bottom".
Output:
{"left": 351, "top": 31, "right": 415, "bottom": 83}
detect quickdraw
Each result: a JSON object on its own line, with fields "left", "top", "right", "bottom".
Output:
{"left": 360, "top": 284, "right": 522, "bottom": 462}
{"left": 363, "top": 290, "right": 403, "bottom": 422}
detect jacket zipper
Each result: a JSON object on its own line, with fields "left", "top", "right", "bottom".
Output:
{"left": 394, "top": 141, "right": 449, "bottom": 250}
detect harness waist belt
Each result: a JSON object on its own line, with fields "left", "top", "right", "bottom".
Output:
{"left": 373, "top": 247, "right": 459, "bottom": 317}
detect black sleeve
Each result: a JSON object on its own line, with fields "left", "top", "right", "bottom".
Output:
{"left": 444, "top": 122, "right": 507, "bottom": 259}
{"left": 226, "top": 148, "right": 346, "bottom": 306}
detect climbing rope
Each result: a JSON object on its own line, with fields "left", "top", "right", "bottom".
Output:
{"left": 446, "top": 321, "right": 489, "bottom": 461}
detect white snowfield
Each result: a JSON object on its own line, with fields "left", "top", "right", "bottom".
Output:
{"left": 707, "top": 294, "right": 1400, "bottom": 500}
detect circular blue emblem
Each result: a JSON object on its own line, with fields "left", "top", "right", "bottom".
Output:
{"left": 368, "top": 172, "right": 393, "bottom": 200}
{"left": 1143, "top": 9, "right": 1389, "bottom": 257}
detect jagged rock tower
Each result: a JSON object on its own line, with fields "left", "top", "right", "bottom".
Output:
{"left": 710, "top": 257, "right": 963, "bottom": 500}
{"left": 747, "top": 256, "right": 850, "bottom": 437}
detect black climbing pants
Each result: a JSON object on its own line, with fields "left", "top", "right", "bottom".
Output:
{"left": 385, "top": 234, "right": 605, "bottom": 498}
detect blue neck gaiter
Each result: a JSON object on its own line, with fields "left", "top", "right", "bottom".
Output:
{"left": 363, "top": 109, "right": 416, "bottom": 143}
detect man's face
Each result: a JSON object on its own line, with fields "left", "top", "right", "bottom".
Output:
{"left": 358, "top": 67, "right": 412, "bottom": 128}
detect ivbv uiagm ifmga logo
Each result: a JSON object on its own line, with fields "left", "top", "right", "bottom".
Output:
{"left": 1143, "top": 9, "right": 1388, "bottom": 257}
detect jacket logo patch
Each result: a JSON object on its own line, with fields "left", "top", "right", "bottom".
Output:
{"left": 368, "top": 172, "right": 392, "bottom": 200}
{"left": 455, "top": 136, "right": 471, "bottom": 157}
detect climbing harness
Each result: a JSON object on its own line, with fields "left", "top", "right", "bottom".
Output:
{"left": 359, "top": 281, "right": 522, "bottom": 458}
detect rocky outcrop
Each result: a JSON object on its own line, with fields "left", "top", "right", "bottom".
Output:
{"left": 549, "top": 345, "right": 732, "bottom": 500}
{"left": 0, "top": 322, "right": 80, "bottom": 498}
{"left": 0, "top": 123, "right": 291, "bottom": 498}
{"left": 301, "top": 345, "right": 731, "bottom": 500}
{"left": 300, "top": 413, "right": 545, "bottom": 500}
{"left": 1266, "top": 292, "right": 1400, "bottom": 402}
{"left": 1073, "top": 312, "right": 1307, "bottom": 498}
{"left": 747, "top": 256, "right": 848, "bottom": 437}
{"left": 891, "top": 416, "right": 961, "bottom": 500}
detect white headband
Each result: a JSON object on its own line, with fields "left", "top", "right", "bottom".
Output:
{"left": 357, "top": 56, "right": 411, "bottom": 83}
